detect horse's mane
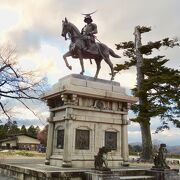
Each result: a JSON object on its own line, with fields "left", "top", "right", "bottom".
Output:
{"left": 69, "top": 22, "right": 81, "bottom": 36}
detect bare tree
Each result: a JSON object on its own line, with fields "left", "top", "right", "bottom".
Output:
{"left": 0, "top": 44, "right": 47, "bottom": 120}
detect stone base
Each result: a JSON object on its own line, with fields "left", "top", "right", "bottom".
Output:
{"left": 62, "top": 161, "right": 72, "bottom": 167}
{"left": 85, "top": 171, "right": 119, "bottom": 180}
{"left": 149, "top": 169, "right": 179, "bottom": 180}
{"left": 42, "top": 74, "right": 137, "bottom": 168}
{"left": 0, "top": 162, "right": 157, "bottom": 180}
{"left": 44, "top": 159, "right": 50, "bottom": 165}
{"left": 50, "top": 158, "right": 124, "bottom": 168}
{"left": 121, "top": 161, "right": 130, "bottom": 167}
{"left": 84, "top": 169, "right": 155, "bottom": 180}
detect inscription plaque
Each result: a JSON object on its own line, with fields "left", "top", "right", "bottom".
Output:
{"left": 57, "top": 129, "right": 64, "bottom": 149}
{"left": 105, "top": 131, "right": 117, "bottom": 150}
{"left": 75, "top": 129, "right": 90, "bottom": 150}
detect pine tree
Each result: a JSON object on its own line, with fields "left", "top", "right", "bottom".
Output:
{"left": 35, "top": 126, "right": 40, "bottom": 135}
{"left": 115, "top": 26, "right": 180, "bottom": 160}
{"left": 7, "top": 121, "right": 20, "bottom": 135}
{"left": 0, "top": 124, "right": 7, "bottom": 140}
{"left": 21, "top": 125, "right": 27, "bottom": 134}
{"left": 27, "top": 125, "right": 37, "bottom": 137}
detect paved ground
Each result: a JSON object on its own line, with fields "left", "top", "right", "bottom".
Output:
{"left": 0, "top": 157, "right": 45, "bottom": 179}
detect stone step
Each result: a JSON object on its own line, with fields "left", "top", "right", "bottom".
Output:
{"left": 102, "top": 175, "right": 154, "bottom": 180}
{"left": 85, "top": 169, "right": 156, "bottom": 180}
{"left": 112, "top": 169, "right": 150, "bottom": 176}
{"left": 119, "top": 175, "right": 155, "bottom": 180}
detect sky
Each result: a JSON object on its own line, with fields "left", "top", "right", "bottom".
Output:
{"left": 0, "top": 0, "right": 180, "bottom": 146}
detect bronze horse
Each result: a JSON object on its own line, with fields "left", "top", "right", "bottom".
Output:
{"left": 61, "top": 18, "right": 120, "bottom": 80}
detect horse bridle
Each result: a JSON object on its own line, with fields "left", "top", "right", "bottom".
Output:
{"left": 63, "top": 23, "right": 83, "bottom": 41}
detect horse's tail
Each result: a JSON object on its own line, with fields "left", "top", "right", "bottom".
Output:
{"left": 109, "top": 48, "right": 121, "bottom": 58}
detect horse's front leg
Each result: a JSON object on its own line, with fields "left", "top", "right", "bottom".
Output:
{"left": 63, "top": 51, "right": 72, "bottom": 70}
{"left": 77, "top": 50, "right": 84, "bottom": 75}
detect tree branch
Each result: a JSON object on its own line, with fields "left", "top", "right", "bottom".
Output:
{"left": 0, "top": 102, "right": 11, "bottom": 120}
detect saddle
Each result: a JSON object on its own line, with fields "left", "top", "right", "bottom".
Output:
{"left": 70, "top": 41, "right": 99, "bottom": 56}
{"left": 82, "top": 42, "right": 99, "bottom": 55}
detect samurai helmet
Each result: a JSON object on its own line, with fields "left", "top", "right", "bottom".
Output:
{"left": 82, "top": 10, "right": 97, "bottom": 23}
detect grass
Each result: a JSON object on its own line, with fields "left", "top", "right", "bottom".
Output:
{"left": 0, "top": 150, "right": 45, "bottom": 157}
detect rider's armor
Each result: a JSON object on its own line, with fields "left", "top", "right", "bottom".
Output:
{"left": 81, "top": 23, "right": 98, "bottom": 50}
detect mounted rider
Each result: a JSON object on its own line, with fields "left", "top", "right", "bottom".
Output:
{"left": 61, "top": 16, "right": 120, "bottom": 80}
{"left": 81, "top": 12, "right": 98, "bottom": 51}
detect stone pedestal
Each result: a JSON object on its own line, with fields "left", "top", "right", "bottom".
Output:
{"left": 85, "top": 171, "right": 119, "bottom": 180}
{"left": 150, "top": 169, "right": 179, "bottom": 180}
{"left": 42, "top": 74, "right": 137, "bottom": 168}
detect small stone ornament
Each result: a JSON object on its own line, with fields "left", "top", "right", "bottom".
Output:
{"left": 94, "top": 146, "right": 111, "bottom": 171}
{"left": 152, "top": 143, "right": 170, "bottom": 170}
{"left": 94, "top": 100, "right": 104, "bottom": 110}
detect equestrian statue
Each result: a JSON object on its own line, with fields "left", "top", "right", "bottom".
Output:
{"left": 61, "top": 12, "right": 121, "bottom": 80}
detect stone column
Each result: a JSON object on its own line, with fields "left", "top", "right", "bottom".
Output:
{"left": 45, "top": 112, "right": 55, "bottom": 165}
{"left": 121, "top": 115, "right": 129, "bottom": 163}
{"left": 62, "top": 118, "right": 73, "bottom": 167}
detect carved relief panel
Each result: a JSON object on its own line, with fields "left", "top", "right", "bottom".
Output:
{"left": 47, "top": 97, "right": 64, "bottom": 108}
{"left": 105, "top": 131, "right": 117, "bottom": 150}
{"left": 75, "top": 129, "right": 90, "bottom": 150}
{"left": 57, "top": 129, "right": 64, "bottom": 149}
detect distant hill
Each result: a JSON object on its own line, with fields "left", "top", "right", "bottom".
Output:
{"left": 129, "top": 142, "right": 142, "bottom": 146}
{"left": 167, "top": 146, "right": 180, "bottom": 154}
{"left": 129, "top": 142, "right": 180, "bottom": 154}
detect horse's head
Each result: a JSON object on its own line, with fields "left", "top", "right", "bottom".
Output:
{"left": 61, "top": 18, "right": 71, "bottom": 40}
{"left": 61, "top": 18, "right": 81, "bottom": 41}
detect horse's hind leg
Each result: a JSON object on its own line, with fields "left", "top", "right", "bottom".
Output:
{"left": 104, "top": 56, "right": 114, "bottom": 80}
{"left": 63, "top": 51, "right": 72, "bottom": 70}
{"left": 98, "top": 44, "right": 115, "bottom": 80}
{"left": 77, "top": 50, "right": 85, "bottom": 75}
{"left": 94, "top": 58, "right": 102, "bottom": 79}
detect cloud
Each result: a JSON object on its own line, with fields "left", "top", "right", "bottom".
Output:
{"left": 152, "top": 128, "right": 180, "bottom": 146}
{"left": 0, "top": 9, "right": 18, "bottom": 31}
{"left": 7, "top": 28, "right": 41, "bottom": 54}
{"left": 1, "top": 0, "right": 61, "bottom": 53}
{"left": 0, "top": 97, "right": 49, "bottom": 129}
{"left": 128, "top": 131, "right": 142, "bottom": 144}
{"left": 1, "top": 0, "right": 180, "bottom": 71}
{"left": 128, "top": 118, "right": 180, "bottom": 146}
{"left": 128, "top": 127, "right": 180, "bottom": 146}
